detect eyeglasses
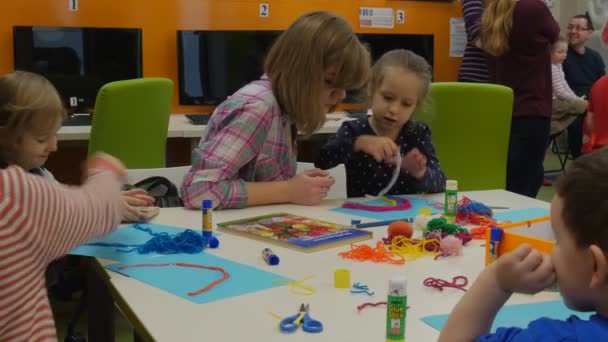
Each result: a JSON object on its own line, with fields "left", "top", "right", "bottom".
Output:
{"left": 567, "top": 25, "right": 592, "bottom": 32}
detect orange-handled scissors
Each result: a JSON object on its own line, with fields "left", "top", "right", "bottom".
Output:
{"left": 279, "top": 303, "right": 323, "bottom": 333}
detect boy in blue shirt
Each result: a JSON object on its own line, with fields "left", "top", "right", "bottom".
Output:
{"left": 439, "top": 148, "right": 608, "bottom": 341}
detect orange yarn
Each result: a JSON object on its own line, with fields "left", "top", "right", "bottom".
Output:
{"left": 338, "top": 241, "right": 405, "bottom": 265}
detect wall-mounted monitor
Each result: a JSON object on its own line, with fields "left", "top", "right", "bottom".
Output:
{"left": 13, "top": 26, "right": 143, "bottom": 113}
{"left": 177, "top": 30, "right": 281, "bottom": 105}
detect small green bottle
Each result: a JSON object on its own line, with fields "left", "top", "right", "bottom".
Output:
{"left": 444, "top": 180, "right": 458, "bottom": 223}
{"left": 386, "top": 276, "right": 407, "bottom": 342}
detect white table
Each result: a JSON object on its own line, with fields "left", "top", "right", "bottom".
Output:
{"left": 58, "top": 113, "right": 355, "bottom": 141}
{"left": 89, "top": 190, "right": 556, "bottom": 342}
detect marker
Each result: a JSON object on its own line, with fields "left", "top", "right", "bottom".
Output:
{"left": 489, "top": 227, "right": 504, "bottom": 263}
{"left": 262, "top": 248, "right": 280, "bottom": 265}
{"left": 353, "top": 217, "right": 414, "bottom": 229}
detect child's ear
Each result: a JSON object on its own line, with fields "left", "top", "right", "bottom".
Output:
{"left": 589, "top": 244, "right": 608, "bottom": 289}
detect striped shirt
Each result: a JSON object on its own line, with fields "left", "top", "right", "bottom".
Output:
{"left": 181, "top": 77, "right": 296, "bottom": 209}
{"left": 314, "top": 119, "right": 446, "bottom": 197}
{"left": 0, "top": 167, "right": 123, "bottom": 342}
{"left": 552, "top": 63, "right": 579, "bottom": 101}
{"left": 458, "top": 0, "right": 490, "bottom": 83}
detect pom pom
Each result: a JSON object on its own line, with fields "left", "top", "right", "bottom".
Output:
{"left": 440, "top": 235, "right": 463, "bottom": 256}
{"left": 388, "top": 220, "right": 413, "bottom": 238}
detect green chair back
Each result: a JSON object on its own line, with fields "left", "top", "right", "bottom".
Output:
{"left": 88, "top": 78, "right": 173, "bottom": 169}
{"left": 415, "top": 82, "right": 513, "bottom": 191}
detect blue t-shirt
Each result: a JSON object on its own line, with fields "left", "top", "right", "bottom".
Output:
{"left": 477, "top": 315, "right": 608, "bottom": 341}
{"left": 563, "top": 46, "right": 606, "bottom": 98}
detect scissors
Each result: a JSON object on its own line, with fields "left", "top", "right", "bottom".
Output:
{"left": 279, "top": 303, "right": 323, "bottom": 333}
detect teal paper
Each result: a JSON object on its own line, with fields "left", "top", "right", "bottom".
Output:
{"left": 494, "top": 208, "right": 550, "bottom": 222}
{"left": 106, "top": 254, "right": 287, "bottom": 305}
{"left": 69, "top": 223, "right": 287, "bottom": 305}
{"left": 330, "top": 196, "right": 441, "bottom": 221}
{"left": 69, "top": 223, "right": 219, "bottom": 261}
{"left": 421, "top": 300, "right": 591, "bottom": 332}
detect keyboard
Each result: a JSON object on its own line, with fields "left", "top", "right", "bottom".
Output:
{"left": 345, "top": 109, "right": 369, "bottom": 119}
{"left": 186, "top": 114, "right": 212, "bottom": 125}
{"left": 63, "top": 114, "right": 92, "bottom": 126}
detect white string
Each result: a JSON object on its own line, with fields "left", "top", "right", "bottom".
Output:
{"left": 376, "top": 153, "right": 402, "bottom": 197}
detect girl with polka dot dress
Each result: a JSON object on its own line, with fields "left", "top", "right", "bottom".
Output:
{"left": 315, "top": 49, "right": 446, "bottom": 197}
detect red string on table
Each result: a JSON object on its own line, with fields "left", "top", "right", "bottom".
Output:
{"left": 423, "top": 276, "right": 468, "bottom": 292}
{"left": 118, "top": 262, "right": 230, "bottom": 296}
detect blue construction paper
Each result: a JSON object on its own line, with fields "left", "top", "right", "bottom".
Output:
{"left": 69, "top": 223, "right": 220, "bottom": 261}
{"left": 330, "top": 196, "right": 441, "bottom": 221}
{"left": 70, "top": 223, "right": 288, "bottom": 305}
{"left": 421, "top": 300, "right": 591, "bottom": 332}
{"left": 106, "top": 254, "right": 287, "bottom": 305}
{"left": 494, "top": 208, "right": 550, "bottom": 222}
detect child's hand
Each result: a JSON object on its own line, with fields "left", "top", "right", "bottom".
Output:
{"left": 121, "top": 201, "right": 152, "bottom": 223}
{"left": 494, "top": 244, "right": 555, "bottom": 294}
{"left": 401, "top": 148, "right": 427, "bottom": 179}
{"left": 287, "top": 169, "right": 335, "bottom": 205}
{"left": 123, "top": 188, "right": 155, "bottom": 207}
{"left": 85, "top": 153, "right": 126, "bottom": 179}
{"left": 354, "top": 135, "right": 399, "bottom": 163}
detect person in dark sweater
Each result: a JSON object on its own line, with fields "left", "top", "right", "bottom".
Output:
{"left": 481, "top": 0, "right": 559, "bottom": 198}
{"left": 563, "top": 13, "right": 606, "bottom": 158}
{"left": 315, "top": 50, "right": 446, "bottom": 198}
{"left": 458, "top": 0, "right": 490, "bottom": 82}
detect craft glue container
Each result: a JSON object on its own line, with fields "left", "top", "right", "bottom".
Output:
{"left": 386, "top": 276, "right": 407, "bottom": 342}
{"left": 202, "top": 199, "right": 213, "bottom": 240}
{"left": 444, "top": 180, "right": 458, "bottom": 223}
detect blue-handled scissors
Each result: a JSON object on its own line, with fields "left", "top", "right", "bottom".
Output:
{"left": 279, "top": 303, "right": 323, "bottom": 333}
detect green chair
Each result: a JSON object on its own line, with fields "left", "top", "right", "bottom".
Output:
{"left": 88, "top": 78, "right": 173, "bottom": 169}
{"left": 414, "top": 82, "right": 514, "bottom": 191}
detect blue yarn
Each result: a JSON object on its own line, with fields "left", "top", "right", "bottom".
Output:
{"left": 87, "top": 224, "right": 206, "bottom": 254}
{"left": 458, "top": 198, "right": 493, "bottom": 219}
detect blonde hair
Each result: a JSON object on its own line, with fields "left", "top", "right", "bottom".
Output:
{"left": 481, "top": 0, "right": 517, "bottom": 56}
{"left": 553, "top": 35, "right": 568, "bottom": 49}
{"left": 0, "top": 71, "right": 66, "bottom": 163}
{"left": 265, "top": 11, "right": 371, "bottom": 135}
{"left": 369, "top": 49, "right": 432, "bottom": 108}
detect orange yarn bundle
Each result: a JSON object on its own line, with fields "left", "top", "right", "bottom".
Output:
{"left": 338, "top": 241, "right": 405, "bottom": 265}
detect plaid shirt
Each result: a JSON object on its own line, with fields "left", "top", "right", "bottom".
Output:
{"left": 181, "top": 77, "right": 296, "bottom": 209}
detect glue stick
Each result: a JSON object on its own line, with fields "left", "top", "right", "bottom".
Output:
{"left": 202, "top": 199, "right": 213, "bottom": 241}
{"left": 386, "top": 276, "right": 407, "bottom": 342}
{"left": 262, "top": 248, "right": 280, "bottom": 265}
{"left": 444, "top": 180, "right": 458, "bottom": 223}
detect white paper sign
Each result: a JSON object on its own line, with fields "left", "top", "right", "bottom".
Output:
{"left": 396, "top": 10, "right": 405, "bottom": 24}
{"left": 259, "top": 3, "right": 269, "bottom": 17}
{"left": 69, "top": 0, "right": 78, "bottom": 11}
{"left": 449, "top": 18, "right": 466, "bottom": 57}
{"left": 359, "top": 7, "right": 394, "bottom": 29}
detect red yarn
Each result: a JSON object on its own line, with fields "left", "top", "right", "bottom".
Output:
{"left": 423, "top": 276, "right": 468, "bottom": 292}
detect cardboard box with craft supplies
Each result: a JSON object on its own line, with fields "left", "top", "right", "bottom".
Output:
{"left": 484, "top": 215, "right": 554, "bottom": 266}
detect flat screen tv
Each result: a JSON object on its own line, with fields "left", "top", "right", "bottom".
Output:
{"left": 13, "top": 26, "right": 143, "bottom": 113}
{"left": 177, "top": 30, "right": 281, "bottom": 105}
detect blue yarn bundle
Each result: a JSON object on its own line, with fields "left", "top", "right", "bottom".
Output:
{"left": 457, "top": 197, "right": 493, "bottom": 221}
{"left": 87, "top": 224, "right": 206, "bottom": 254}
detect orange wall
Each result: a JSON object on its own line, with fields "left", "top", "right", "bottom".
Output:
{"left": 0, "top": 0, "right": 463, "bottom": 114}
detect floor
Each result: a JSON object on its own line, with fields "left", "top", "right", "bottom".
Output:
{"left": 51, "top": 153, "right": 564, "bottom": 342}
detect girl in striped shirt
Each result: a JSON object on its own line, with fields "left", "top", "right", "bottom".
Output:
{"left": 550, "top": 36, "right": 589, "bottom": 135}
{"left": 0, "top": 153, "right": 126, "bottom": 341}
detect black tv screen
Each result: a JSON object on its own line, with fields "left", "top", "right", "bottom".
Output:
{"left": 177, "top": 30, "right": 281, "bottom": 105}
{"left": 346, "top": 33, "right": 434, "bottom": 103}
{"left": 13, "top": 26, "right": 143, "bottom": 113}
